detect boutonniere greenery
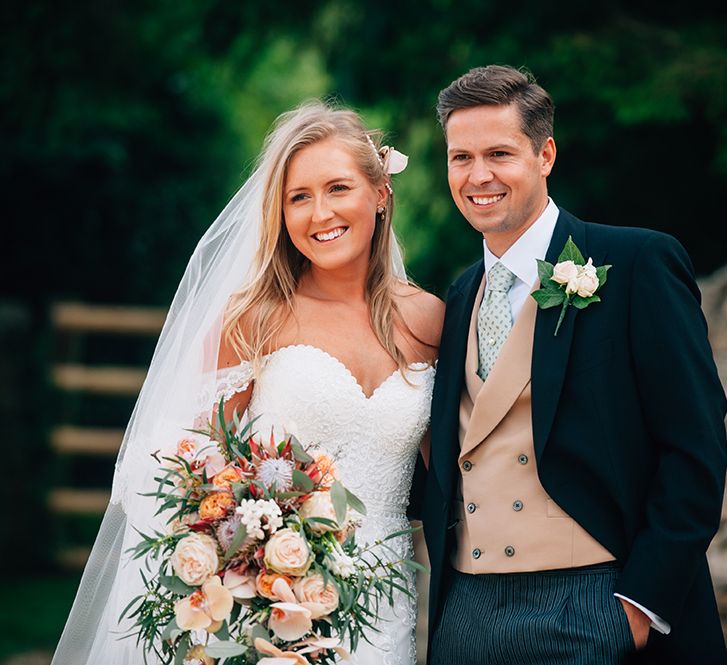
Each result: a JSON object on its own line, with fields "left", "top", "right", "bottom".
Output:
{"left": 532, "top": 236, "right": 611, "bottom": 336}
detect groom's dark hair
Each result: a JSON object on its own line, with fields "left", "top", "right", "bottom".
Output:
{"left": 437, "top": 65, "right": 554, "bottom": 153}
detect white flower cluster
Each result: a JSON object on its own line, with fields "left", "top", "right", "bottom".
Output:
{"left": 325, "top": 542, "right": 356, "bottom": 578}
{"left": 235, "top": 498, "right": 283, "bottom": 540}
{"left": 551, "top": 258, "right": 600, "bottom": 298}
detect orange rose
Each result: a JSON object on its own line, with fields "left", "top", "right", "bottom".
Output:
{"left": 308, "top": 452, "right": 336, "bottom": 488}
{"left": 256, "top": 570, "right": 294, "bottom": 600}
{"left": 212, "top": 464, "right": 243, "bottom": 489}
{"left": 199, "top": 491, "right": 235, "bottom": 520}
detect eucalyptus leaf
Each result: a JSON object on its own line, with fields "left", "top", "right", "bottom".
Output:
{"left": 400, "top": 559, "right": 428, "bottom": 573}
{"left": 330, "top": 481, "right": 347, "bottom": 525}
{"left": 205, "top": 641, "right": 247, "bottom": 657}
{"left": 174, "top": 633, "right": 191, "bottom": 665}
{"left": 345, "top": 487, "right": 367, "bottom": 516}
{"left": 251, "top": 623, "right": 271, "bottom": 644}
{"left": 231, "top": 481, "right": 247, "bottom": 503}
{"left": 292, "top": 469, "right": 314, "bottom": 492}
{"left": 230, "top": 602, "right": 242, "bottom": 623}
{"left": 215, "top": 620, "right": 230, "bottom": 640}
{"left": 306, "top": 516, "right": 339, "bottom": 529}
{"left": 160, "top": 618, "right": 182, "bottom": 641}
{"left": 290, "top": 435, "right": 313, "bottom": 463}
{"left": 159, "top": 575, "right": 195, "bottom": 596}
{"left": 224, "top": 523, "right": 248, "bottom": 562}
{"left": 276, "top": 490, "right": 307, "bottom": 499}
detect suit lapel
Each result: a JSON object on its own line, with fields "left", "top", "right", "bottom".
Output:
{"left": 460, "top": 291, "right": 536, "bottom": 458}
{"left": 531, "top": 209, "right": 607, "bottom": 461}
{"left": 431, "top": 261, "right": 484, "bottom": 498}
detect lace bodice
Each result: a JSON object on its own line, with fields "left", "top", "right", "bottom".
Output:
{"left": 214, "top": 344, "right": 435, "bottom": 665}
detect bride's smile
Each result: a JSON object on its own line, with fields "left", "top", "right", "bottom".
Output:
{"left": 283, "top": 137, "right": 387, "bottom": 273}
{"left": 312, "top": 225, "right": 348, "bottom": 243}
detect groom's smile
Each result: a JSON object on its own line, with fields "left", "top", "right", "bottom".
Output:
{"left": 468, "top": 193, "right": 506, "bottom": 207}
{"left": 445, "top": 103, "right": 556, "bottom": 256}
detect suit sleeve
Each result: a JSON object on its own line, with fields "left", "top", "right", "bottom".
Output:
{"left": 613, "top": 233, "right": 727, "bottom": 624}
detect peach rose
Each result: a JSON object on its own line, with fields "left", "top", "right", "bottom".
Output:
{"left": 299, "top": 492, "right": 340, "bottom": 534}
{"left": 170, "top": 533, "right": 219, "bottom": 586}
{"left": 256, "top": 570, "right": 295, "bottom": 600}
{"left": 293, "top": 573, "right": 339, "bottom": 617}
{"left": 175, "top": 575, "right": 233, "bottom": 631}
{"left": 199, "top": 491, "right": 236, "bottom": 520}
{"left": 264, "top": 528, "right": 313, "bottom": 577}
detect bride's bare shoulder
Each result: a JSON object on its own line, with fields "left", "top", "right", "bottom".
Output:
{"left": 393, "top": 281, "right": 446, "bottom": 351}
{"left": 218, "top": 302, "right": 292, "bottom": 369}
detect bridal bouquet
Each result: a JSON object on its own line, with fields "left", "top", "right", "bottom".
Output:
{"left": 122, "top": 400, "right": 419, "bottom": 665}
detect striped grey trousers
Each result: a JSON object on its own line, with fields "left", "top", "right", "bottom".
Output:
{"left": 430, "top": 563, "right": 635, "bottom": 665}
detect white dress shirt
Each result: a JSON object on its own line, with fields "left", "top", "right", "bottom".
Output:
{"left": 483, "top": 197, "right": 670, "bottom": 636}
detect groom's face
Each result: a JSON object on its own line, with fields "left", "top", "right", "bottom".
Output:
{"left": 446, "top": 103, "right": 555, "bottom": 254}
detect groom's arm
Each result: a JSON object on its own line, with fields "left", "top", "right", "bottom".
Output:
{"left": 613, "top": 232, "right": 727, "bottom": 626}
{"left": 407, "top": 451, "right": 428, "bottom": 521}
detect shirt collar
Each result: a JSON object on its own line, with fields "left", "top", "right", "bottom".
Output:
{"left": 483, "top": 198, "right": 559, "bottom": 289}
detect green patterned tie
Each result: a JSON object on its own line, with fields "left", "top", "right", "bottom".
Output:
{"left": 477, "top": 262, "right": 517, "bottom": 381}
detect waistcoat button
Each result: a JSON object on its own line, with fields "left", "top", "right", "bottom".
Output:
{"left": 462, "top": 460, "right": 472, "bottom": 471}
{"left": 512, "top": 500, "right": 523, "bottom": 512}
{"left": 518, "top": 454, "right": 528, "bottom": 465}
{"left": 467, "top": 502, "right": 476, "bottom": 514}
{"left": 472, "top": 548, "right": 481, "bottom": 559}
{"left": 504, "top": 546, "right": 515, "bottom": 557}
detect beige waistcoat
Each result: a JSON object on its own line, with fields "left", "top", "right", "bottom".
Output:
{"left": 451, "top": 276, "right": 615, "bottom": 574}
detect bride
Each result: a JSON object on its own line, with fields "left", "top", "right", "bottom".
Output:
{"left": 52, "top": 101, "right": 444, "bottom": 665}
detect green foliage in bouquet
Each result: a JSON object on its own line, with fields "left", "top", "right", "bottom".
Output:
{"left": 121, "top": 399, "right": 423, "bottom": 664}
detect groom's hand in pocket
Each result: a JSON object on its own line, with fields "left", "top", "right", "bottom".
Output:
{"left": 618, "top": 598, "right": 650, "bottom": 650}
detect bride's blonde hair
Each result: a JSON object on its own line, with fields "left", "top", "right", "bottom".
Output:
{"left": 223, "top": 101, "right": 411, "bottom": 372}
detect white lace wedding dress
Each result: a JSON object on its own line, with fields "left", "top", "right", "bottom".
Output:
{"left": 216, "top": 344, "right": 435, "bottom": 665}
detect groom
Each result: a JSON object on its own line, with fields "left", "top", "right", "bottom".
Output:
{"left": 421, "top": 65, "right": 727, "bottom": 664}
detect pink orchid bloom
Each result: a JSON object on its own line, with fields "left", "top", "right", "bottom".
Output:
{"left": 254, "top": 637, "right": 310, "bottom": 664}
{"left": 204, "top": 450, "right": 228, "bottom": 477}
{"left": 267, "top": 578, "right": 313, "bottom": 640}
{"left": 174, "top": 576, "right": 233, "bottom": 631}
{"left": 223, "top": 568, "right": 257, "bottom": 600}
{"left": 294, "top": 635, "right": 351, "bottom": 660}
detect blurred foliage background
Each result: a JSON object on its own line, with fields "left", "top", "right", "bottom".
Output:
{"left": 1, "top": 0, "right": 726, "bottom": 659}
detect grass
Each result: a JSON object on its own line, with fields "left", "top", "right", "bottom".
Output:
{"left": 0, "top": 573, "right": 81, "bottom": 660}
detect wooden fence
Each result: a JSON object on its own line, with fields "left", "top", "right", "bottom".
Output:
{"left": 49, "top": 302, "right": 166, "bottom": 568}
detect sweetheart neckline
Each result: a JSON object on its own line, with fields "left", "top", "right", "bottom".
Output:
{"left": 263, "top": 344, "right": 433, "bottom": 401}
